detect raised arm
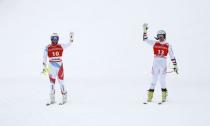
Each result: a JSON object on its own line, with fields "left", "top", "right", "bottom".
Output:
{"left": 61, "top": 32, "right": 74, "bottom": 49}
{"left": 142, "top": 23, "right": 156, "bottom": 46}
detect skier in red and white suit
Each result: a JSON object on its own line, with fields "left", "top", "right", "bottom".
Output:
{"left": 142, "top": 24, "right": 178, "bottom": 102}
{"left": 42, "top": 32, "right": 74, "bottom": 105}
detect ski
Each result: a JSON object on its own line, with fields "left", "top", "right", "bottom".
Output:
{"left": 158, "top": 101, "right": 166, "bottom": 105}
{"left": 59, "top": 102, "right": 67, "bottom": 105}
{"left": 46, "top": 102, "right": 67, "bottom": 106}
{"left": 46, "top": 102, "right": 56, "bottom": 106}
{"left": 143, "top": 101, "right": 152, "bottom": 104}
{"left": 143, "top": 101, "right": 166, "bottom": 105}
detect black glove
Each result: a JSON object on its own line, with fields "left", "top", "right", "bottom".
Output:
{"left": 173, "top": 64, "right": 178, "bottom": 74}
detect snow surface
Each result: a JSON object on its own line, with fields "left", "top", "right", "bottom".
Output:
{"left": 0, "top": 0, "right": 210, "bottom": 126}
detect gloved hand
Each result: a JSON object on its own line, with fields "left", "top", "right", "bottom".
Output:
{"left": 143, "top": 23, "right": 148, "bottom": 40}
{"left": 143, "top": 23, "right": 148, "bottom": 33}
{"left": 42, "top": 63, "right": 49, "bottom": 75}
{"left": 69, "top": 32, "right": 74, "bottom": 42}
{"left": 173, "top": 64, "right": 179, "bottom": 74}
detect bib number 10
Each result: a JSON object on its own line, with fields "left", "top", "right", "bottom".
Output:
{"left": 52, "top": 51, "right": 60, "bottom": 56}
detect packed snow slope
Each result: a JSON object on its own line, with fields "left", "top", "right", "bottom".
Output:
{"left": 0, "top": 0, "right": 210, "bottom": 126}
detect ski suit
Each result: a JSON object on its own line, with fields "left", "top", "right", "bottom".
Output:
{"left": 144, "top": 39, "right": 176, "bottom": 89}
{"left": 43, "top": 42, "right": 71, "bottom": 96}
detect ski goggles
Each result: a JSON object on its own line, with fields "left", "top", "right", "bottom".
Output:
{"left": 51, "top": 36, "right": 59, "bottom": 42}
{"left": 157, "top": 34, "right": 165, "bottom": 38}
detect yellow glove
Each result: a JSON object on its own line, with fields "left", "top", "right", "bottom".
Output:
{"left": 41, "top": 63, "right": 49, "bottom": 75}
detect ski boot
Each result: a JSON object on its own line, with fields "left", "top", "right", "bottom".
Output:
{"left": 46, "top": 94, "right": 55, "bottom": 106}
{"left": 161, "top": 88, "right": 168, "bottom": 102}
{"left": 59, "top": 93, "right": 67, "bottom": 105}
{"left": 147, "top": 89, "right": 154, "bottom": 102}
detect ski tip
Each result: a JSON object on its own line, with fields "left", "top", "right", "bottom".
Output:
{"left": 158, "top": 101, "right": 166, "bottom": 105}
{"left": 59, "top": 102, "right": 67, "bottom": 105}
{"left": 143, "top": 102, "right": 150, "bottom": 104}
{"left": 46, "top": 102, "right": 56, "bottom": 106}
{"left": 46, "top": 103, "right": 51, "bottom": 106}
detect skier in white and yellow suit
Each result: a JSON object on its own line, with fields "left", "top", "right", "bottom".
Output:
{"left": 143, "top": 24, "right": 178, "bottom": 103}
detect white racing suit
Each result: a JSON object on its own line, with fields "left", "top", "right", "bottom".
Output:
{"left": 144, "top": 39, "right": 176, "bottom": 90}
{"left": 43, "top": 42, "right": 71, "bottom": 102}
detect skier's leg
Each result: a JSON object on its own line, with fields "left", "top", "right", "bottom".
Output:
{"left": 58, "top": 79, "right": 67, "bottom": 104}
{"left": 58, "top": 64, "right": 67, "bottom": 103}
{"left": 160, "top": 65, "right": 168, "bottom": 102}
{"left": 159, "top": 74, "right": 166, "bottom": 89}
{"left": 147, "top": 74, "right": 158, "bottom": 102}
{"left": 160, "top": 74, "right": 168, "bottom": 102}
{"left": 147, "top": 66, "right": 159, "bottom": 102}
{"left": 147, "top": 89, "right": 154, "bottom": 102}
{"left": 149, "top": 67, "right": 159, "bottom": 90}
{"left": 58, "top": 79, "right": 67, "bottom": 95}
{"left": 49, "top": 82, "right": 55, "bottom": 104}
{"left": 161, "top": 88, "right": 168, "bottom": 102}
{"left": 48, "top": 63, "right": 56, "bottom": 103}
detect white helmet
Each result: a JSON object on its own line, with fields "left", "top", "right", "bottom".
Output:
{"left": 51, "top": 33, "right": 59, "bottom": 38}
{"left": 157, "top": 30, "right": 166, "bottom": 39}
